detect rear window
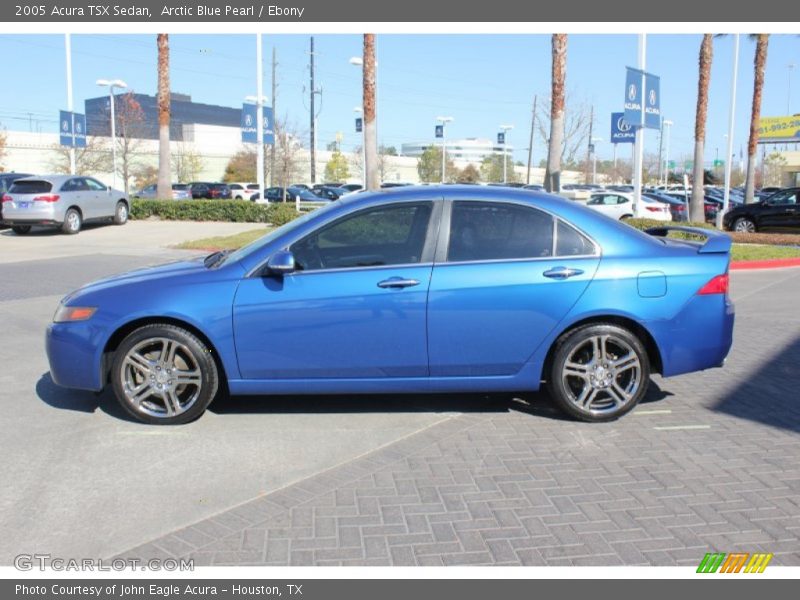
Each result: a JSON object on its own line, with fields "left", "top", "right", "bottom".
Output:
{"left": 9, "top": 180, "right": 53, "bottom": 194}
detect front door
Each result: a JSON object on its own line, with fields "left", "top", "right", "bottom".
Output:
{"left": 427, "top": 200, "right": 600, "bottom": 377}
{"left": 233, "top": 201, "right": 438, "bottom": 379}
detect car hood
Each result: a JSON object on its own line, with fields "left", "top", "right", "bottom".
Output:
{"left": 66, "top": 256, "right": 212, "bottom": 301}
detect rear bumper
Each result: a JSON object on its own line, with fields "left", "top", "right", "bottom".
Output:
{"left": 646, "top": 294, "right": 735, "bottom": 377}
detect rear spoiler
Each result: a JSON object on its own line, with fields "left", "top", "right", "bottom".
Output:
{"left": 645, "top": 226, "right": 732, "bottom": 254}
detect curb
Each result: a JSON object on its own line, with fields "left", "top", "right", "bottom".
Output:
{"left": 730, "top": 257, "right": 800, "bottom": 270}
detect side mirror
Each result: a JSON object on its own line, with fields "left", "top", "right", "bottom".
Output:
{"left": 266, "top": 250, "right": 296, "bottom": 276}
{"left": 107, "top": 185, "right": 112, "bottom": 193}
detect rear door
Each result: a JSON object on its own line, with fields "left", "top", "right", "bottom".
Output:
{"left": 59, "top": 178, "right": 89, "bottom": 217}
{"left": 427, "top": 199, "right": 600, "bottom": 377}
{"left": 759, "top": 189, "right": 796, "bottom": 229}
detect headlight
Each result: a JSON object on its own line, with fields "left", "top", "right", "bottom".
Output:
{"left": 53, "top": 305, "right": 97, "bottom": 323}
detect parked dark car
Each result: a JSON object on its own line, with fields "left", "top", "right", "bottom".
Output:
{"left": 723, "top": 187, "right": 800, "bottom": 232}
{"left": 338, "top": 183, "right": 363, "bottom": 193}
{"left": 251, "top": 186, "right": 325, "bottom": 202}
{"left": 313, "top": 186, "right": 345, "bottom": 200}
{"left": 0, "top": 172, "right": 33, "bottom": 227}
{"left": 189, "top": 182, "right": 232, "bottom": 200}
{"left": 665, "top": 193, "right": 720, "bottom": 223}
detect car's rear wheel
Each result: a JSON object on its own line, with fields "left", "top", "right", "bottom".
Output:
{"left": 111, "top": 324, "right": 219, "bottom": 425}
{"left": 547, "top": 323, "right": 650, "bottom": 422}
{"left": 733, "top": 217, "right": 756, "bottom": 233}
{"left": 113, "top": 201, "right": 128, "bottom": 225}
{"left": 11, "top": 225, "right": 31, "bottom": 235}
{"left": 62, "top": 208, "right": 82, "bottom": 234}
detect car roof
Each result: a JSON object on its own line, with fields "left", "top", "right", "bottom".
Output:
{"left": 13, "top": 174, "right": 78, "bottom": 184}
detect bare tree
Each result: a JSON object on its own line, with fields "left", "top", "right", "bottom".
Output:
{"left": 49, "top": 136, "right": 112, "bottom": 176}
{"left": 352, "top": 144, "right": 395, "bottom": 182}
{"left": 536, "top": 91, "right": 592, "bottom": 168}
{"left": 544, "top": 34, "right": 567, "bottom": 193}
{"left": 171, "top": 142, "right": 204, "bottom": 183}
{"left": 113, "top": 91, "right": 146, "bottom": 195}
{"left": 156, "top": 34, "right": 172, "bottom": 198}
{"left": 690, "top": 34, "right": 714, "bottom": 222}
{"left": 273, "top": 119, "right": 306, "bottom": 198}
{"left": 0, "top": 126, "right": 7, "bottom": 171}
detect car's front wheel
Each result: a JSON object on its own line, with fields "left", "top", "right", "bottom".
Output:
{"left": 547, "top": 323, "right": 650, "bottom": 422}
{"left": 733, "top": 217, "right": 756, "bottom": 233}
{"left": 111, "top": 324, "right": 219, "bottom": 425}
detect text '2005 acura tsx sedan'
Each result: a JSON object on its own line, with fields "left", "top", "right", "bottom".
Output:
{"left": 46, "top": 186, "right": 735, "bottom": 424}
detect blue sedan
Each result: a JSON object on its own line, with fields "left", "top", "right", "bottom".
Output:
{"left": 46, "top": 186, "right": 734, "bottom": 424}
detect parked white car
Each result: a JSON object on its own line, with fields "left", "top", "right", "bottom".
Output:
{"left": 228, "top": 182, "right": 255, "bottom": 200}
{"left": 586, "top": 191, "right": 671, "bottom": 221}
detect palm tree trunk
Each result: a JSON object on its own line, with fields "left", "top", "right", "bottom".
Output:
{"left": 545, "top": 34, "right": 567, "bottom": 193}
{"left": 744, "top": 34, "right": 769, "bottom": 204}
{"left": 690, "top": 34, "right": 713, "bottom": 222}
{"left": 156, "top": 34, "right": 171, "bottom": 197}
{"left": 363, "top": 34, "right": 379, "bottom": 191}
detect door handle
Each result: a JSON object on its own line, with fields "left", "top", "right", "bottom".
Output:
{"left": 377, "top": 277, "right": 420, "bottom": 289}
{"left": 543, "top": 266, "right": 584, "bottom": 280}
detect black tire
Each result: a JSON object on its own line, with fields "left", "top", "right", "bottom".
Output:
{"left": 733, "top": 217, "right": 756, "bottom": 233}
{"left": 620, "top": 214, "right": 633, "bottom": 221}
{"left": 12, "top": 225, "right": 31, "bottom": 235}
{"left": 110, "top": 323, "right": 220, "bottom": 425}
{"left": 61, "top": 207, "right": 82, "bottom": 235}
{"left": 546, "top": 323, "right": 650, "bottom": 422}
{"left": 113, "top": 200, "right": 128, "bottom": 225}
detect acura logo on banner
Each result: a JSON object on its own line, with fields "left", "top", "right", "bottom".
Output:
{"left": 610, "top": 112, "right": 635, "bottom": 144}
{"left": 355, "top": 117, "right": 363, "bottom": 133}
{"left": 497, "top": 132, "right": 505, "bottom": 145}
{"left": 59, "top": 110, "right": 86, "bottom": 148}
{"left": 435, "top": 124, "right": 443, "bottom": 138}
{"left": 624, "top": 67, "right": 661, "bottom": 130}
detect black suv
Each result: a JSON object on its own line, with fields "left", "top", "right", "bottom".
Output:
{"left": 723, "top": 188, "right": 800, "bottom": 232}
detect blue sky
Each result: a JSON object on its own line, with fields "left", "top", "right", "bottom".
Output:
{"left": 0, "top": 33, "right": 798, "bottom": 163}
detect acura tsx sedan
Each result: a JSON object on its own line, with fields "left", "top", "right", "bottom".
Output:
{"left": 46, "top": 186, "right": 735, "bottom": 424}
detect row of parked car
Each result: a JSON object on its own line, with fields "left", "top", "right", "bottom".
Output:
{"left": 133, "top": 181, "right": 367, "bottom": 202}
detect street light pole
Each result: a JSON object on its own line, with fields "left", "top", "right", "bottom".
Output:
{"left": 436, "top": 116, "right": 453, "bottom": 183}
{"left": 719, "top": 34, "right": 740, "bottom": 228}
{"left": 96, "top": 78, "right": 127, "bottom": 189}
{"left": 788, "top": 63, "right": 795, "bottom": 114}
{"left": 500, "top": 124, "right": 514, "bottom": 183}
{"left": 355, "top": 106, "right": 365, "bottom": 184}
{"left": 662, "top": 119, "right": 673, "bottom": 186}
{"left": 256, "top": 33, "right": 265, "bottom": 203}
{"left": 65, "top": 34, "right": 76, "bottom": 175}
{"left": 590, "top": 137, "right": 602, "bottom": 185}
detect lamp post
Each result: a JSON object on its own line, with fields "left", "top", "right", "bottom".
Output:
{"left": 499, "top": 124, "right": 514, "bottom": 183}
{"left": 245, "top": 94, "right": 270, "bottom": 203}
{"left": 662, "top": 119, "right": 673, "bottom": 186}
{"left": 590, "top": 137, "right": 602, "bottom": 185}
{"left": 436, "top": 116, "right": 453, "bottom": 183}
{"left": 354, "top": 106, "right": 365, "bottom": 184}
{"left": 96, "top": 78, "right": 127, "bottom": 188}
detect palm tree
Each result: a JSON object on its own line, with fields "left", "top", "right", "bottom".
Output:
{"left": 156, "top": 34, "right": 171, "bottom": 198}
{"left": 690, "top": 34, "right": 714, "bottom": 222}
{"left": 544, "top": 34, "right": 567, "bottom": 193}
{"left": 744, "top": 34, "right": 769, "bottom": 204}
{"left": 363, "top": 34, "right": 379, "bottom": 191}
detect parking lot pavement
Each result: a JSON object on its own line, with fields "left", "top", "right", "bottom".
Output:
{"left": 116, "top": 268, "right": 800, "bottom": 567}
{"left": 2, "top": 236, "right": 799, "bottom": 566}
{"left": 0, "top": 220, "right": 260, "bottom": 264}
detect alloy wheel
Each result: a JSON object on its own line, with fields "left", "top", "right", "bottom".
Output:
{"left": 561, "top": 334, "right": 642, "bottom": 416}
{"left": 120, "top": 337, "right": 203, "bottom": 418}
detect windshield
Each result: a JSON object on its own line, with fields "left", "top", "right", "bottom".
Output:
{"left": 223, "top": 202, "right": 341, "bottom": 265}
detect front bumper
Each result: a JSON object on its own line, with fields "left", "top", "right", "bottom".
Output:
{"left": 46, "top": 321, "right": 105, "bottom": 391}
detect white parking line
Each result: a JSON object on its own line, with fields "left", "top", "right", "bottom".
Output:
{"left": 652, "top": 425, "right": 711, "bottom": 431}
{"left": 632, "top": 409, "right": 673, "bottom": 415}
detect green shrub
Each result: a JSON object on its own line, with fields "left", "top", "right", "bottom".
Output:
{"left": 624, "top": 218, "right": 800, "bottom": 246}
{"left": 130, "top": 200, "right": 303, "bottom": 226}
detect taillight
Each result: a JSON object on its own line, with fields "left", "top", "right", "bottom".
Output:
{"left": 2, "top": 194, "right": 12, "bottom": 203}
{"left": 698, "top": 274, "right": 729, "bottom": 295}
{"left": 675, "top": 205, "right": 685, "bottom": 211}
{"left": 33, "top": 194, "right": 60, "bottom": 202}
{"left": 645, "top": 206, "right": 661, "bottom": 212}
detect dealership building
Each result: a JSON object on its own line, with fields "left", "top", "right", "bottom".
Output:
{"left": 401, "top": 138, "right": 513, "bottom": 164}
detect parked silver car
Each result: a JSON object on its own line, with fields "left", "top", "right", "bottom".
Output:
{"left": 1, "top": 175, "right": 128, "bottom": 235}
{"left": 134, "top": 183, "right": 192, "bottom": 200}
